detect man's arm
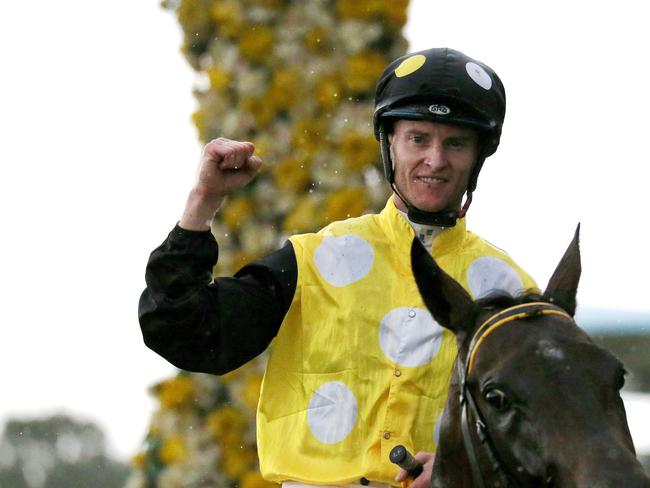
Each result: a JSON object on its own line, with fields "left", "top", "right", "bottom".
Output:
{"left": 138, "top": 226, "right": 296, "bottom": 375}
{"left": 139, "top": 137, "right": 293, "bottom": 374}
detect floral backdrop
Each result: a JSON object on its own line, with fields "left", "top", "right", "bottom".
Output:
{"left": 127, "top": 1, "right": 409, "bottom": 486}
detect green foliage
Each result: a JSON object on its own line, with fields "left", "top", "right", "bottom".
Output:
{"left": 0, "top": 414, "right": 128, "bottom": 488}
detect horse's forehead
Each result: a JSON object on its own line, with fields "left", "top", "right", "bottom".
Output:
{"left": 535, "top": 338, "right": 567, "bottom": 361}
{"left": 487, "top": 322, "right": 619, "bottom": 378}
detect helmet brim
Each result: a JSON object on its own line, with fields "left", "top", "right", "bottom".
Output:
{"left": 380, "top": 104, "right": 496, "bottom": 133}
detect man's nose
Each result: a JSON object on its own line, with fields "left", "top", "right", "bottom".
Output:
{"left": 423, "top": 141, "right": 447, "bottom": 168}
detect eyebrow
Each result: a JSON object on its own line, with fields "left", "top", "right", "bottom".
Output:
{"left": 405, "top": 130, "right": 476, "bottom": 142}
{"left": 447, "top": 135, "right": 476, "bottom": 142}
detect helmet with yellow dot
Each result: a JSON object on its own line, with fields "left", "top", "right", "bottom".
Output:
{"left": 373, "top": 48, "right": 506, "bottom": 225}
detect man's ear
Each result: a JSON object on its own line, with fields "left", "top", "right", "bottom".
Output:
{"left": 411, "top": 238, "right": 475, "bottom": 335}
{"left": 543, "top": 224, "right": 581, "bottom": 316}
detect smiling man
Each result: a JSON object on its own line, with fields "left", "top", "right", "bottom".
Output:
{"left": 139, "top": 48, "right": 537, "bottom": 488}
{"left": 389, "top": 120, "right": 478, "bottom": 215}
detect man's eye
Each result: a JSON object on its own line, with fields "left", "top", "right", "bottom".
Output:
{"left": 447, "top": 139, "right": 466, "bottom": 149}
{"left": 410, "top": 135, "right": 424, "bottom": 144}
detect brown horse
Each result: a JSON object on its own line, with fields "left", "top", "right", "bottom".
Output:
{"left": 411, "top": 227, "right": 650, "bottom": 488}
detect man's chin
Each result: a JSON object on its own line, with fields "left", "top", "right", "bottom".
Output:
{"left": 392, "top": 194, "right": 457, "bottom": 215}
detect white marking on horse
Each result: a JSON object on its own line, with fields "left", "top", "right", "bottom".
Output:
{"left": 536, "top": 339, "right": 565, "bottom": 361}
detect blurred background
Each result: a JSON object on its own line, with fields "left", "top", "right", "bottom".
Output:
{"left": 1, "top": 0, "right": 648, "bottom": 486}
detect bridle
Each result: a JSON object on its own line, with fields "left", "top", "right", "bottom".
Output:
{"left": 457, "top": 302, "right": 574, "bottom": 488}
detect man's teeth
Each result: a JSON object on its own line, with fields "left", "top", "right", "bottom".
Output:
{"left": 418, "top": 176, "right": 445, "bottom": 183}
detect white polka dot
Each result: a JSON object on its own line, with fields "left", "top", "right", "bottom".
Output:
{"left": 465, "top": 62, "right": 492, "bottom": 90}
{"left": 379, "top": 307, "right": 443, "bottom": 367}
{"left": 467, "top": 256, "right": 524, "bottom": 299}
{"left": 314, "top": 235, "right": 374, "bottom": 287}
{"left": 307, "top": 382, "right": 358, "bottom": 444}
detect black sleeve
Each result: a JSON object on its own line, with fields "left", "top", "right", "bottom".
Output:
{"left": 138, "top": 225, "right": 297, "bottom": 375}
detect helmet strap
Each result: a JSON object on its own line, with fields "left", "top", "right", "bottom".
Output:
{"left": 390, "top": 181, "right": 460, "bottom": 226}
{"left": 458, "top": 191, "right": 473, "bottom": 219}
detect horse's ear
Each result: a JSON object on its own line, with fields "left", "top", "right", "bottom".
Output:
{"left": 411, "top": 238, "right": 474, "bottom": 334}
{"left": 543, "top": 224, "right": 582, "bottom": 316}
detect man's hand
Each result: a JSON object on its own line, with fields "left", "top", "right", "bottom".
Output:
{"left": 180, "top": 138, "right": 262, "bottom": 231}
{"left": 394, "top": 451, "right": 435, "bottom": 488}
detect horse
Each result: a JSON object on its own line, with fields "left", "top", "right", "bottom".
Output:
{"left": 410, "top": 226, "right": 650, "bottom": 488}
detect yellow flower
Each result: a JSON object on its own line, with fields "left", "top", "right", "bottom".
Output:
{"left": 178, "top": 0, "right": 212, "bottom": 34}
{"left": 282, "top": 196, "right": 325, "bottom": 233}
{"left": 339, "top": 130, "right": 379, "bottom": 171}
{"left": 157, "top": 375, "right": 195, "bottom": 410}
{"left": 207, "top": 66, "right": 230, "bottom": 91}
{"left": 222, "top": 196, "right": 254, "bottom": 230}
{"left": 315, "top": 75, "right": 342, "bottom": 110}
{"left": 344, "top": 52, "right": 387, "bottom": 94}
{"left": 220, "top": 445, "right": 257, "bottom": 479}
{"left": 242, "top": 96, "right": 277, "bottom": 128}
{"left": 305, "top": 26, "right": 328, "bottom": 51}
{"left": 209, "top": 0, "right": 244, "bottom": 38}
{"left": 177, "top": 0, "right": 214, "bottom": 59}
{"left": 385, "top": 0, "right": 409, "bottom": 27}
{"left": 240, "top": 25, "right": 275, "bottom": 62}
{"left": 159, "top": 436, "right": 189, "bottom": 465}
{"left": 251, "top": 135, "right": 273, "bottom": 162}
{"left": 269, "top": 69, "right": 301, "bottom": 111}
{"left": 130, "top": 451, "right": 147, "bottom": 469}
{"left": 336, "top": 0, "right": 384, "bottom": 20}
{"left": 240, "top": 471, "right": 279, "bottom": 488}
{"left": 191, "top": 109, "right": 208, "bottom": 142}
{"left": 272, "top": 156, "right": 311, "bottom": 192}
{"left": 241, "top": 374, "right": 264, "bottom": 411}
{"left": 324, "top": 188, "right": 368, "bottom": 223}
{"left": 291, "top": 119, "right": 327, "bottom": 157}
{"left": 249, "top": 0, "right": 286, "bottom": 9}
{"left": 207, "top": 406, "right": 248, "bottom": 445}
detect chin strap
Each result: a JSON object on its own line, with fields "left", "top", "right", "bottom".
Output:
{"left": 458, "top": 192, "right": 473, "bottom": 219}
{"left": 390, "top": 181, "right": 460, "bottom": 226}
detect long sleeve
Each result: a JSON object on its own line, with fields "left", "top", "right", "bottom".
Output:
{"left": 138, "top": 225, "right": 297, "bottom": 375}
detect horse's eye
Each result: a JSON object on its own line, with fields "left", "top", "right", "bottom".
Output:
{"left": 484, "top": 389, "right": 510, "bottom": 411}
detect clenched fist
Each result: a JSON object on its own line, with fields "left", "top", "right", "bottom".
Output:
{"left": 180, "top": 138, "right": 263, "bottom": 231}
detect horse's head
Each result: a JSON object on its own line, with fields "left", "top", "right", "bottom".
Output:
{"left": 412, "top": 227, "right": 649, "bottom": 488}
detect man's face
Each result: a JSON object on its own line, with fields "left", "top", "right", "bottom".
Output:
{"left": 389, "top": 119, "right": 479, "bottom": 214}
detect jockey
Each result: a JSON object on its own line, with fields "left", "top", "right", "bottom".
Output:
{"left": 139, "top": 47, "right": 537, "bottom": 488}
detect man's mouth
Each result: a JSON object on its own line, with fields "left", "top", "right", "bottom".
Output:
{"left": 416, "top": 176, "right": 447, "bottom": 184}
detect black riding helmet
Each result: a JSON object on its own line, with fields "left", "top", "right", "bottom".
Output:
{"left": 373, "top": 47, "right": 506, "bottom": 226}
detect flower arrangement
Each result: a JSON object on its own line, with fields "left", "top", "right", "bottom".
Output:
{"left": 128, "top": 1, "right": 409, "bottom": 486}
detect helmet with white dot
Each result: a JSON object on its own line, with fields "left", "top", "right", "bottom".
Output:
{"left": 373, "top": 47, "right": 506, "bottom": 218}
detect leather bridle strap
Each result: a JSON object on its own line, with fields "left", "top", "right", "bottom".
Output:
{"left": 467, "top": 302, "right": 574, "bottom": 375}
{"left": 459, "top": 302, "right": 574, "bottom": 488}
